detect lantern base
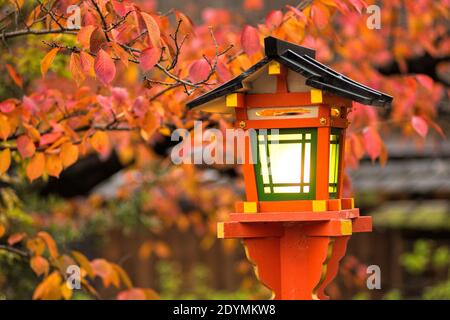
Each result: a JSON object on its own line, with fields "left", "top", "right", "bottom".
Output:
{"left": 218, "top": 212, "right": 371, "bottom": 300}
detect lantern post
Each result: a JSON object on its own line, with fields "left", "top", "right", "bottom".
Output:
{"left": 187, "top": 37, "right": 392, "bottom": 300}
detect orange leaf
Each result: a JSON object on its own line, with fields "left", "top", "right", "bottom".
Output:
{"left": 0, "top": 148, "right": 11, "bottom": 175}
{"left": 26, "top": 152, "right": 45, "bottom": 182}
{"left": 60, "top": 143, "right": 79, "bottom": 168}
{"left": 41, "top": 48, "right": 60, "bottom": 77}
{"left": 77, "top": 25, "right": 97, "bottom": 49}
{"left": 5, "top": 64, "right": 23, "bottom": 88}
{"left": 139, "top": 47, "right": 160, "bottom": 72}
{"left": 154, "top": 241, "right": 171, "bottom": 258}
{"left": 140, "top": 12, "right": 161, "bottom": 48}
{"left": 7, "top": 232, "right": 26, "bottom": 245}
{"left": 30, "top": 256, "right": 50, "bottom": 276}
{"left": 174, "top": 10, "right": 195, "bottom": 35}
{"left": 26, "top": 237, "right": 46, "bottom": 256}
{"left": 45, "top": 154, "right": 63, "bottom": 178}
{"left": 37, "top": 231, "right": 59, "bottom": 259}
{"left": 138, "top": 240, "right": 152, "bottom": 260}
{"left": 94, "top": 49, "right": 116, "bottom": 84}
{"left": 111, "top": 42, "right": 129, "bottom": 68}
{"left": 241, "top": 25, "right": 261, "bottom": 56}
{"left": 69, "top": 53, "right": 85, "bottom": 86}
{"left": 17, "top": 135, "right": 36, "bottom": 159}
{"left": 0, "top": 115, "right": 11, "bottom": 140}
{"left": 0, "top": 224, "right": 5, "bottom": 238}
{"left": 90, "top": 131, "right": 110, "bottom": 155}
{"left": 72, "top": 250, "right": 94, "bottom": 279}
{"left": 80, "top": 51, "right": 95, "bottom": 76}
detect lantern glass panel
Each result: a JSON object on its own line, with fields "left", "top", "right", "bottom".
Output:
{"left": 328, "top": 129, "right": 342, "bottom": 199}
{"left": 254, "top": 128, "right": 316, "bottom": 201}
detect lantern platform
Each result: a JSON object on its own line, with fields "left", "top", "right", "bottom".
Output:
{"left": 218, "top": 212, "right": 371, "bottom": 300}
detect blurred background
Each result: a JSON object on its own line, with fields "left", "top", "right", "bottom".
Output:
{"left": 0, "top": 0, "right": 449, "bottom": 300}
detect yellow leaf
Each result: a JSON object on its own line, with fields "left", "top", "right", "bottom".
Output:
{"left": 26, "top": 152, "right": 45, "bottom": 182}
{"left": 45, "top": 154, "right": 63, "bottom": 178}
{"left": 60, "top": 143, "right": 79, "bottom": 168}
{"left": 0, "top": 224, "right": 5, "bottom": 238}
{"left": 37, "top": 231, "right": 59, "bottom": 259}
{"left": 72, "top": 250, "right": 94, "bottom": 279}
{"left": 112, "top": 263, "right": 133, "bottom": 289}
{"left": 0, "top": 148, "right": 11, "bottom": 174}
{"left": 0, "top": 115, "right": 11, "bottom": 140}
{"left": 90, "top": 131, "right": 110, "bottom": 155}
{"left": 30, "top": 256, "right": 50, "bottom": 276}
{"left": 60, "top": 283, "right": 73, "bottom": 300}
{"left": 41, "top": 48, "right": 60, "bottom": 77}
{"left": 33, "top": 271, "right": 62, "bottom": 300}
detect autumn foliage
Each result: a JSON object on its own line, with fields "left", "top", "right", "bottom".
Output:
{"left": 0, "top": 0, "right": 448, "bottom": 299}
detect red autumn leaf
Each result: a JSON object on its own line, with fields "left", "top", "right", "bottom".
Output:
{"left": 140, "top": 12, "right": 161, "bottom": 48}
{"left": 8, "top": 232, "right": 26, "bottom": 245}
{"left": 241, "top": 25, "right": 261, "bottom": 56}
{"left": 17, "top": 135, "right": 36, "bottom": 158}
{"left": 0, "top": 99, "right": 16, "bottom": 113}
{"left": 77, "top": 25, "right": 97, "bottom": 49}
{"left": 347, "top": 0, "right": 367, "bottom": 13}
{"left": 39, "top": 132, "right": 62, "bottom": 146}
{"left": 311, "top": 3, "right": 330, "bottom": 30}
{"left": 286, "top": 5, "right": 308, "bottom": 24}
{"left": 5, "top": 64, "right": 23, "bottom": 88}
{"left": 117, "top": 288, "right": 147, "bottom": 300}
{"left": 216, "top": 61, "right": 233, "bottom": 83}
{"left": 265, "top": 10, "right": 283, "bottom": 28}
{"left": 139, "top": 47, "right": 160, "bottom": 72}
{"left": 244, "top": 0, "right": 264, "bottom": 11}
{"left": 411, "top": 116, "right": 428, "bottom": 138}
{"left": 189, "top": 59, "right": 210, "bottom": 83}
{"left": 363, "top": 127, "right": 382, "bottom": 162}
{"left": 111, "top": 0, "right": 129, "bottom": 16}
{"left": 94, "top": 49, "right": 116, "bottom": 85}
{"left": 415, "top": 74, "right": 434, "bottom": 91}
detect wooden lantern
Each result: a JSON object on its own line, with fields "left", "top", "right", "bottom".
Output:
{"left": 187, "top": 37, "right": 392, "bottom": 300}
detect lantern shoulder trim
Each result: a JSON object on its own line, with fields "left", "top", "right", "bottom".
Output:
{"left": 186, "top": 36, "right": 393, "bottom": 111}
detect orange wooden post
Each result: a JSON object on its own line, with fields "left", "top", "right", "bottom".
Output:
{"left": 187, "top": 37, "right": 392, "bottom": 300}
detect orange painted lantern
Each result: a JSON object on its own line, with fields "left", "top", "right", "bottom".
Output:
{"left": 187, "top": 37, "right": 392, "bottom": 300}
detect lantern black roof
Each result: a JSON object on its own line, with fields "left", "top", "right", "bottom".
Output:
{"left": 187, "top": 36, "right": 392, "bottom": 109}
